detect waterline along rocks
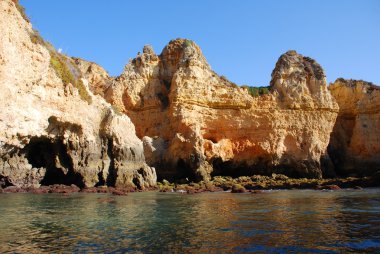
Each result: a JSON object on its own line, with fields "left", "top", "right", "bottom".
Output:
{"left": 0, "top": 0, "right": 379, "bottom": 189}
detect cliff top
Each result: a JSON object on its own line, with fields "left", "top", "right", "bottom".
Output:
{"left": 332, "top": 78, "right": 379, "bottom": 91}
{"left": 329, "top": 78, "right": 380, "bottom": 114}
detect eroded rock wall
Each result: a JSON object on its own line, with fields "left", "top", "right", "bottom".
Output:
{"left": 4, "top": 1, "right": 359, "bottom": 184}
{"left": 0, "top": 0, "right": 156, "bottom": 189}
{"left": 105, "top": 39, "right": 339, "bottom": 181}
{"left": 328, "top": 79, "right": 380, "bottom": 176}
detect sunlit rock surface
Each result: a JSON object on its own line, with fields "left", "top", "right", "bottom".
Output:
{"left": 105, "top": 39, "right": 339, "bottom": 181}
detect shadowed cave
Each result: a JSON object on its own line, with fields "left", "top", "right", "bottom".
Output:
{"left": 210, "top": 158, "right": 315, "bottom": 179}
{"left": 105, "top": 137, "right": 116, "bottom": 187}
{"left": 24, "top": 137, "right": 85, "bottom": 187}
{"left": 154, "top": 158, "right": 196, "bottom": 182}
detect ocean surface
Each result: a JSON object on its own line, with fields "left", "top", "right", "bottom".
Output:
{"left": 0, "top": 189, "right": 380, "bottom": 253}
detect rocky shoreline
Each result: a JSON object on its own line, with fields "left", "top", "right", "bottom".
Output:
{"left": 1, "top": 1, "right": 379, "bottom": 190}
{"left": 1, "top": 173, "right": 379, "bottom": 195}
{"left": 158, "top": 173, "right": 380, "bottom": 193}
{"left": 0, "top": 184, "right": 148, "bottom": 196}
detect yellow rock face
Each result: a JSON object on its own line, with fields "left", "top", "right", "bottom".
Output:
{"left": 106, "top": 39, "right": 339, "bottom": 180}
{"left": 328, "top": 79, "right": 380, "bottom": 176}
{"left": 6, "top": 0, "right": 379, "bottom": 186}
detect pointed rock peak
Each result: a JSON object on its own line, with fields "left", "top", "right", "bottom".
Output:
{"left": 143, "top": 44, "right": 155, "bottom": 55}
{"left": 270, "top": 51, "right": 336, "bottom": 109}
{"left": 160, "top": 38, "right": 208, "bottom": 66}
{"left": 124, "top": 44, "right": 159, "bottom": 72}
{"left": 159, "top": 38, "right": 210, "bottom": 83}
{"left": 270, "top": 50, "right": 325, "bottom": 87}
{"left": 285, "top": 50, "right": 298, "bottom": 56}
{"left": 161, "top": 38, "right": 202, "bottom": 55}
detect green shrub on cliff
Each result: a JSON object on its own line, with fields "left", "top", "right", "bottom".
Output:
{"left": 242, "top": 85, "right": 271, "bottom": 97}
{"left": 50, "top": 53, "right": 76, "bottom": 86}
{"left": 182, "top": 39, "right": 194, "bottom": 48}
{"left": 50, "top": 52, "right": 92, "bottom": 104}
{"left": 29, "top": 29, "right": 47, "bottom": 46}
{"left": 33, "top": 35, "right": 92, "bottom": 104}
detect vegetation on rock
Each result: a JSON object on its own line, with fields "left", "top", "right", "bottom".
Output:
{"left": 29, "top": 29, "right": 46, "bottom": 45}
{"left": 18, "top": 8, "right": 93, "bottom": 105}
{"left": 50, "top": 51, "right": 92, "bottom": 104}
{"left": 50, "top": 53, "right": 76, "bottom": 87}
{"left": 182, "top": 39, "right": 194, "bottom": 48}
{"left": 242, "top": 85, "right": 271, "bottom": 97}
{"left": 155, "top": 173, "right": 379, "bottom": 194}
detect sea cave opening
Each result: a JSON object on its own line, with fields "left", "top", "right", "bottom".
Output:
{"left": 24, "top": 137, "right": 84, "bottom": 188}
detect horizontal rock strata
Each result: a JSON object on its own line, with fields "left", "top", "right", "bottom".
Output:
{"left": 105, "top": 40, "right": 339, "bottom": 181}
{"left": 3, "top": 1, "right": 379, "bottom": 188}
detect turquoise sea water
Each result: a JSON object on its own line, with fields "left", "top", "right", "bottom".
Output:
{"left": 0, "top": 189, "right": 380, "bottom": 253}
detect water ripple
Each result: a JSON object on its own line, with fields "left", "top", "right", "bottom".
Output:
{"left": 0, "top": 189, "right": 379, "bottom": 253}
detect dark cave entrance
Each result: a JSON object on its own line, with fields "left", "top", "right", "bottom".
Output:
{"left": 210, "top": 158, "right": 287, "bottom": 178}
{"left": 211, "top": 158, "right": 257, "bottom": 178}
{"left": 133, "top": 177, "right": 141, "bottom": 189}
{"left": 24, "top": 137, "right": 84, "bottom": 187}
{"left": 175, "top": 158, "right": 197, "bottom": 182}
{"left": 94, "top": 138, "right": 121, "bottom": 188}
{"left": 0, "top": 175, "right": 12, "bottom": 188}
{"left": 105, "top": 138, "right": 116, "bottom": 187}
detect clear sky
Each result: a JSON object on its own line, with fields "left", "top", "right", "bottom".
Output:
{"left": 20, "top": 0, "right": 380, "bottom": 86}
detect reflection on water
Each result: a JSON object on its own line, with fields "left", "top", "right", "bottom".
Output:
{"left": 0, "top": 189, "right": 380, "bottom": 253}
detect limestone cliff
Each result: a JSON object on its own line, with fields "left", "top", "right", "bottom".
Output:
{"left": 328, "top": 79, "right": 380, "bottom": 176}
{"left": 7, "top": 1, "right": 372, "bottom": 185}
{"left": 105, "top": 39, "right": 339, "bottom": 181}
{"left": 0, "top": 0, "right": 156, "bottom": 189}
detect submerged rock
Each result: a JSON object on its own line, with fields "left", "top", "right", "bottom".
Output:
{"left": 321, "top": 185, "right": 341, "bottom": 190}
{"left": 48, "top": 184, "right": 80, "bottom": 194}
{"left": 111, "top": 189, "right": 128, "bottom": 196}
{"left": 231, "top": 184, "right": 246, "bottom": 193}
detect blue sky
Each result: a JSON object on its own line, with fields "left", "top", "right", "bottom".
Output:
{"left": 21, "top": 0, "right": 380, "bottom": 86}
